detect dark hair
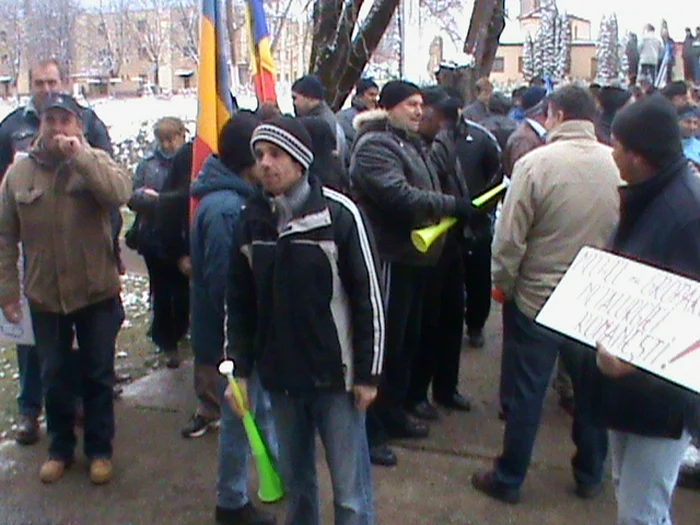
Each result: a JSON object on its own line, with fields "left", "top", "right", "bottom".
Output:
{"left": 512, "top": 86, "right": 527, "bottom": 100}
{"left": 218, "top": 110, "right": 260, "bottom": 173}
{"left": 488, "top": 92, "right": 512, "bottom": 116}
{"left": 662, "top": 81, "right": 688, "bottom": 99}
{"left": 547, "top": 85, "right": 597, "bottom": 122}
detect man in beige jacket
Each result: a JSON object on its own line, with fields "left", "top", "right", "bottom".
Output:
{"left": 472, "top": 85, "right": 621, "bottom": 504}
{"left": 0, "top": 93, "right": 131, "bottom": 485}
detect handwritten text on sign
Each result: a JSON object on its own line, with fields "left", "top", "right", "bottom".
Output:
{"left": 536, "top": 247, "right": 700, "bottom": 395}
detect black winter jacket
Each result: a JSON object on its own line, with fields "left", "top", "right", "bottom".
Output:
{"left": 587, "top": 158, "right": 700, "bottom": 439}
{"left": 431, "top": 118, "right": 502, "bottom": 240}
{"left": 350, "top": 110, "right": 457, "bottom": 266}
{"left": 227, "top": 176, "right": 385, "bottom": 394}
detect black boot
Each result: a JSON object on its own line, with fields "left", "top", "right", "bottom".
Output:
{"left": 215, "top": 503, "right": 277, "bottom": 525}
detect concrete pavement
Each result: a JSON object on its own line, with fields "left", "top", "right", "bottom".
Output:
{"left": 1, "top": 306, "right": 699, "bottom": 524}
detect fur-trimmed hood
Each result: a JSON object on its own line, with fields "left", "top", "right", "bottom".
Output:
{"left": 352, "top": 109, "right": 422, "bottom": 149}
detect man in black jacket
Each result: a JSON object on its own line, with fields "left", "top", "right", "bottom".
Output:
{"left": 434, "top": 104, "right": 503, "bottom": 348}
{"left": 351, "top": 81, "right": 475, "bottom": 466}
{"left": 406, "top": 87, "right": 474, "bottom": 420}
{"left": 590, "top": 95, "right": 700, "bottom": 525}
{"left": 225, "top": 117, "right": 384, "bottom": 525}
{"left": 0, "top": 58, "right": 118, "bottom": 446}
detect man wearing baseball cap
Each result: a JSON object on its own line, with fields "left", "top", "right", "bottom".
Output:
{"left": 0, "top": 92, "right": 131, "bottom": 485}
{"left": 224, "top": 117, "right": 384, "bottom": 525}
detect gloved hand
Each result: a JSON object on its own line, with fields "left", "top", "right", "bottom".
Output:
{"left": 453, "top": 199, "right": 477, "bottom": 221}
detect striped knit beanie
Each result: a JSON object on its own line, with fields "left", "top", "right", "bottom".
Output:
{"left": 250, "top": 117, "right": 315, "bottom": 171}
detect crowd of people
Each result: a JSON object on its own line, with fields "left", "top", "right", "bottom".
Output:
{"left": 0, "top": 55, "right": 699, "bottom": 525}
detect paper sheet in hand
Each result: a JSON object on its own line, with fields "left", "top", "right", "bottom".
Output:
{"left": 0, "top": 252, "right": 35, "bottom": 346}
{"left": 536, "top": 247, "right": 700, "bottom": 395}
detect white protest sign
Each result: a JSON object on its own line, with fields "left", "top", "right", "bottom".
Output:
{"left": 0, "top": 250, "right": 35, "bottom": 346}
{"left": 536, "top": 246, "right": 700, "bottom": 395}
{"left": 0, "top": 296, "right": 34, "bottom": 346}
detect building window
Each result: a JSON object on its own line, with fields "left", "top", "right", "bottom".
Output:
{"left": 98, "top": 22, "right": 107, "bottom": 36}
{"left": 137, "top": 19, "right": 148, "bottom": 33}
{"left": 493, "top": 57, "right": 505, "bottom": 73}
{"left": 574, "top": 26, "right": 578, "bottom": 40}
{"left": 590, "top": 58, "right": 598, "bottom": 79}
{"left": 139, "top": 46, "right": 150, "bottom": 60}
{"left": 518, "top": 56, "right": 524, "bottom": 73}
{"left": 0, "top": 31, "right": 6, "bottom": 43}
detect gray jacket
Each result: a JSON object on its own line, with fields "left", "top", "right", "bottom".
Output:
{"left": 337, "top": 97, "right": 371, "bottom": 152}
{"left": 350, "top": 110, "right": 457, "bottom": 266}
{"left": 308, "top": 102, "right": 347, "bottom": 161}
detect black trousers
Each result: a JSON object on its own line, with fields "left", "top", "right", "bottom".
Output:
{"left": 407, "top": 238, "right": 465, "bottom": 404}
{"left": 144, "top": 255, "right": 189, "bottom": 350}
{"left": 367, "top": 262, "right": 429, "bottom": 445}
{"left": 464, "top": 235, "right": 492, "bottom": 333}
{"left": 32, "top": 297, "right": 123, "bottom": 461}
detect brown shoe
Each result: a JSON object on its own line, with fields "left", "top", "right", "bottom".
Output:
{"left": 39, "top": 458, "right": 72, "bottom": 484}
{"left": 90, "top": 458, "right": 113, "bottom": 485}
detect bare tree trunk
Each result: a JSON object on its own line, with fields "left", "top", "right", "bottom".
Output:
{"left": 311, "top": 0, "right": 399, "bottom": 110}
{"left": 436, "top": 0, "right": 505, "bottom": 103}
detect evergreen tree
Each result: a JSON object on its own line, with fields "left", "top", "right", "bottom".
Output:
{"left": 555, "top": 13, "right": 572, "bottom": 80}
{"left": 596, "top": 14, "right": 620, "bottom": 84}
{"left": 535, "top": 0, "right": 558, "bottom": 78}
{"left": 523, "top": 34, "right": 535, "bottom": 81}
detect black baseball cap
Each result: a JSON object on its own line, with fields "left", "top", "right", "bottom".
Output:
{"left": 41, "top": 92, "right": 82, "bottom": 119}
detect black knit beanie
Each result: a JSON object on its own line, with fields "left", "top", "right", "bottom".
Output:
{"left": 611, "top": 95, "right": 683, "bottom": 168}
{"left": 250, "top": 117, "right": 315, "bottom": 170}
{"left": 219, "top": 111, "right": 260, "bottom": 174}
{"left": 291, "top": 75, "right": 324, "bottom": 100}
{"left": 379, "top": 80, "right": 422, "bottom": 110}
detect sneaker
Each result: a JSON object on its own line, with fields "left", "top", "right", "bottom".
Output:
{"left": 89, "top": 458, "right": 113, "bottom": 485}
{"left": 40, "top": 457, "right": 73, "bottom": 484}
{"left": 181, "top": 414, "right": 219, "bottom": 438}
{"left": 215, "top": 502, "right": 277, "bottom": 525}
{"left": 15, "top": 414, "right": 40, "bottom": 445}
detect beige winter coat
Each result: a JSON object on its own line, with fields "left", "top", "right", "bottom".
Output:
{"left": 492, "top": 120, "right": 621, "bottom": 319}
{"left": 0, "top": 144, "right": 132, "bottom": 314}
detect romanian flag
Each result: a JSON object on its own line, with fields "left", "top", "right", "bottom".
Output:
{"left": 191, "top": 0, "right": 233, "bottom": 186}
{"left": 245, "top": 0, "right": 277, "bottom": 103}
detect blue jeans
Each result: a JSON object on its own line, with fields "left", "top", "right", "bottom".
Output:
{"left": 611, "top": 430, "right": 691, "bottom": 525}
{"left": 494, "top": 301, "right": 608, "bottom": 489}
{"left": 16, "top": 345, "right": 42, "bottom": 417}
{"left": 217, "top": 370, "right": 278, "bottom": 510}
{"left": 270, "top": 391, "right": 374, "bottom": 525}
{"left": 31, "top": 297, "right": 122, "bottom": 460}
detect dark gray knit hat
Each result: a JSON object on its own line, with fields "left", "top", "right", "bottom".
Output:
{"left": 251, "top": 117, "right": 315, "bottom": 170}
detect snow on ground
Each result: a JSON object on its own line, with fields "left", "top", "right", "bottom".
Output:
{"left": 0, "top": 87, "right": 295, "bottom": 146}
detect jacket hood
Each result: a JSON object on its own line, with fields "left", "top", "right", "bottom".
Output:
{"left": 546, "top": 120, "right": 597, "bottom": 144}
{"left": 190, "top": 155, "right": 254, "bottom": 199}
